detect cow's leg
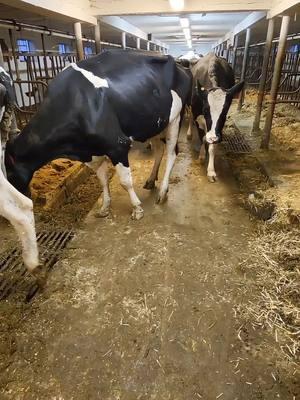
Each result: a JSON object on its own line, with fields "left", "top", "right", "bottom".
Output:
{"left": 95, "top": 159, "right": 111, "bottom": 217}
{"left": 186, "top": 110, "right": 193, "bottom": 140}
{"left": 143, "top": 135, "right": 164, "bottom": 190}
{"left": 0, "top": 175, "right": 39, "bottom": 272}
{"left": 207, "top": 144, "right": 217, "bottom": 183}
{"left": 116, "top": 161, "right": 144, "bottom": 220}
{"left": 157, "top": 115, "right": 180, "bottom": 204}
{"left": 86, "top": 156, "right": 111, "bottom": 217}
{"left": 195, "top": 116, "right": 207, "bottom": 164}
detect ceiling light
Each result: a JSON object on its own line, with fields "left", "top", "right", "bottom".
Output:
{"left": 179, "top": 17, "right": 189, "bottom": 28}
{"left": 169, "top": 0, "right": 185, "bottom": 11}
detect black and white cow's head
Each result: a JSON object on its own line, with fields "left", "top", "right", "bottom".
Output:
{"left": 0, "top": 67, "right": 14, "bottom": 108}
{"left": 198, "top": 81, "right": 244, "bottom": 144}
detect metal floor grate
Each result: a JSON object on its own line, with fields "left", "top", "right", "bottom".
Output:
{"left": 0, "top": 230, "right": 74, "bottom": 301}
{"left": 222, "top": 133, "right": 252, "bottom": 153}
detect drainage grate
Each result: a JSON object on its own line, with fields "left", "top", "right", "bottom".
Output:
{"left": 223, "top": 133, "right": 252, "bottom": 153}
{"left": 0, "top": 230, "right": 74, "bottom": 301}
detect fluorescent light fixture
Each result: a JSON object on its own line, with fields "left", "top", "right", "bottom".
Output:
{"left": 169, "top": 0, "right": 184, "bottom": 11}
{"left": 180, "top": 17, "right": 189, "bottom": 28}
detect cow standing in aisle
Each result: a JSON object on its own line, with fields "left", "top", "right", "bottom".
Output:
{"left": 5, "top": 50, "right": 192, "bottom": 220}
{"left": 0, "top": 67, "right": 40, "bottom": 274}
{"left": 187, "top": 53, "right": 244, "bottom": 182}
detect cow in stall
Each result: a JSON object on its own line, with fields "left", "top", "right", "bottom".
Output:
{"left": 187, "top": 53, "right": 244, "bottom": 182}
{"left": 0, "top": 67, "right": 41, "bottom": 276}
{"left": 5, "top": 50, "right": 192, "bottom": 220}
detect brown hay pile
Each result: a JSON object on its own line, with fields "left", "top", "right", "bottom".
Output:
{"left": 242, "top": 226, "right": 300, "bottom": 363}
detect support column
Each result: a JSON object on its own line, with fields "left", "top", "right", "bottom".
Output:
{"left": 261, "top": 15, "right": 290, "bottom": 149}
{"left": 253, "top": 18, "right": 275, "bottom": 131}
{"left": 41, "top": 33, "right": 49, "bottom": 79}
{"left": 74, "top": 22, "right": 84, "bottom": 61}
{"left": 8, "top": 29, "right": 20, "bottom": 80}
{"left": 95, "top": 20, "right": 101, "bottom": 54}
{"left": 0, "top": 42, "right": 4, "bottom": 68}
{"left": 231, "top": 34, "right": 238, "bottom": 71}
{"left": 237, "top": 27, "right": 251, "bottom": 111}
{"left": 136, "top": 37, "right": 140, "bottom": 50}
{"left": 147, "top": 41, "right": 150, "bottom": 51}
{"left": 122, "top": 32, "right": 126, "bottom": 49}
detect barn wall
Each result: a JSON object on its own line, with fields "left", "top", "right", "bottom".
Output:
{"left": 168, "top": 43, "right": 213, "bottom": 57}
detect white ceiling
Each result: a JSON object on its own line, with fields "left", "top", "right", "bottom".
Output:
{"left": 123, "top": 12, "right": 251, "bottom": 47}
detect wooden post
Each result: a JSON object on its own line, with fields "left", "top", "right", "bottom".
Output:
{"left": 122, "top": 32, "right": 126, "bottom": 49}
{"left": 74, "top": 22, "right": 84, "bottom": 61}
{"left": 95, "top": 21, "right": 101, "bottom": 54}
{"left": 261, "top": 15, "right": 290, "bottom": 149}
{"left": 253, "top": 18, "right": 275, "bottom": 131}
{"left": 237, "top": 27, "right": 251, "bottom": 111}
{"left": 136, "top": 37, "right": 140, "bottom": 49}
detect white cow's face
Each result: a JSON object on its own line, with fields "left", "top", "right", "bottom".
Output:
{"left": 206, "top": 88, "right": 227, "bottom": 144}
{"left": 199, "top": 81, "right": 244, "bottom": 144}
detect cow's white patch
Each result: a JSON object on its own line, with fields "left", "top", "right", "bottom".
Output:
{"left": 70, "top": 63, "right": 109, "bottom": 88}
{"left": 116, "top": 162, "right": 143, "bottom": 220}
{"left": 157, "top": 92, "right": 181, "bottom": 203}
{"left": 207, "top": 143, "right": 217, "bottom": 181}
{"left": 169, "top": 90, "right": 182, "bottom": 123}
{"left": 86, "top": 156, "right": 111, "bottom": 217}
{"left": 0, "top": 67, "right": 12, "bottom": 84}
{"left": 0, "top": 167, "right": 39, "bottom": 271}
{"left": 0, "top": 105, "right": 5, "bottom": 121}
{"left": 206, "top": 89, "right": 226, "bottom": 143}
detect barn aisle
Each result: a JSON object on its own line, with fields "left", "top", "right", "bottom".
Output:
{"left": 0, "top": 131, "right": 295, "bottom": 399}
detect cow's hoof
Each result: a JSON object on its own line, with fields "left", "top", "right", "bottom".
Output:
{"left": 208, "top": 175, "right": 217, "bottom": 183}
{"left": 95, "top": 207, "right": 110, "bottom": 218}
{"left": 31, "top": 264, "right": 47, "bottom": 289}
{"left": 143, "top": 180, "right": 155, "bottom": 190}
{"left": 156, "top": 192, "right": 168, "bottom": 204}
{"left": 131, "top": 206, "right": 144, "bottom": 220}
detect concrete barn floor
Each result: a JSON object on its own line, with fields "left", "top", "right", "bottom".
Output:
{"left": 0, "top": 131, "right": 296, "bottom": 399}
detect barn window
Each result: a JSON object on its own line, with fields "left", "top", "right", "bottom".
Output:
{"left": 17, "top": 39, "right": 31, "bottom": 61}
{"left": 58, "top": 43, "right": 67, "bottom": 54}
{"left": 84, "top": 46, "right": 93, "bottom": 56}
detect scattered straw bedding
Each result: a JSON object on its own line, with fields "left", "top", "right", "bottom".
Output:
{"left": 245, "top": 88, "right": 300, "bottom": 152}
{"left": 242, "top": 226, "right": 300, "bottom": 363}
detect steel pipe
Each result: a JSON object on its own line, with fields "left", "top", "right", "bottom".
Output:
{"left": 95, "top": 21, "right": 101, "bottom": 54}
{"left": 261, "top": 15, "right": 291, "bottom": 149}
{"left": 253, "top": 18, "right": 275, "bottom": 131}
{"left": 237, "top": 27, "right": 251, "bottom": 111}
{"left": 74, "top": 22, "right": 84, "bottom": 61}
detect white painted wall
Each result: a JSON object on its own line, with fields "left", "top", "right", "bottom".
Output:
{"left": 169, "top": 43, "right": 213, "bottom": 57}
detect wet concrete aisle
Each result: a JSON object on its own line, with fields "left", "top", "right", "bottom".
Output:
{"left": 0, "top": 134, "right": 294, "bottom": 399}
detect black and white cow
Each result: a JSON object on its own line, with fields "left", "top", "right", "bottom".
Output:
{"left": 187, "top": 53, "right": 244, "bottom": 182}
{"left": 5, "top": 50, "right": 192, "bottom": 220}
{"left": 0, "top": 67, "right": 40, "bottom": 273}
